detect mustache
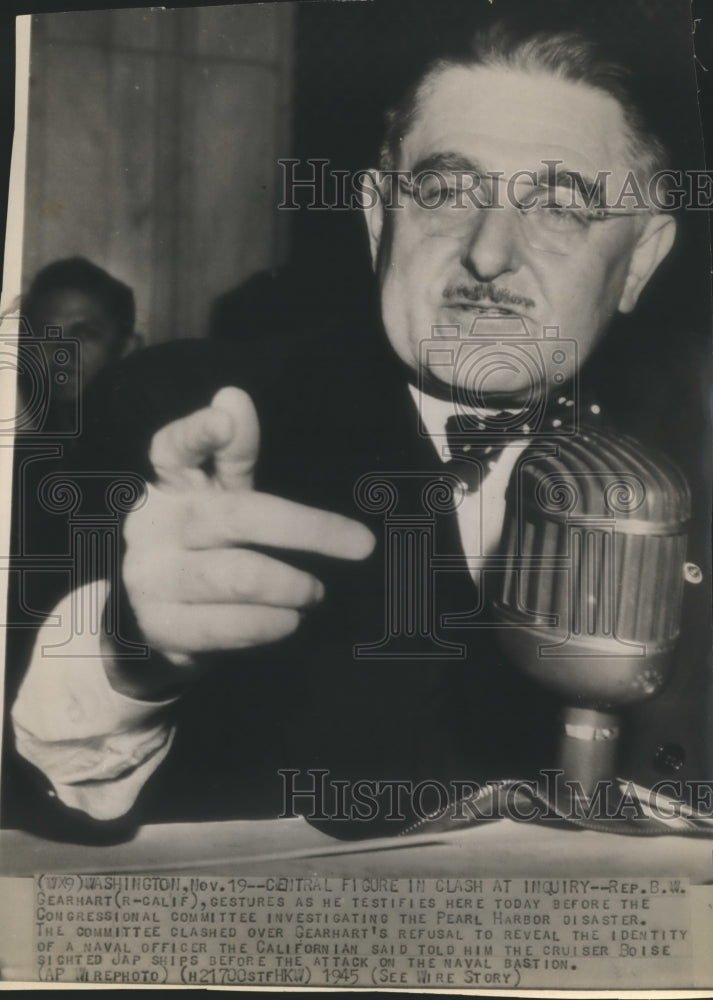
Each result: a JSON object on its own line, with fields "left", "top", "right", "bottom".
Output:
{"left": 443, "top": 283, "right": 536, "bottom": 310}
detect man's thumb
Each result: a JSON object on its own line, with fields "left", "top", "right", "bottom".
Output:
{"left": 210, "top": 386, "right": 260, "bottom": 491}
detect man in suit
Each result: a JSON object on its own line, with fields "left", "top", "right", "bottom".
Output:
{"left": 6, "top": 22, "right": 708, "bottom": 841}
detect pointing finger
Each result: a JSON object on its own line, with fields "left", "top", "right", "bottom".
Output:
{"left": 183, "top": 491, "right": 377, "bottom": 560}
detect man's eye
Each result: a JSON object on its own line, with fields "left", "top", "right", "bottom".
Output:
{"left": 414, "top": 174, "right": 473, "bottom": 205}
{"left": 538, "top": 204, "right": 590, "bottom": 228}
{"left": 419, "top": 178, "right": 454, "bottom": 200}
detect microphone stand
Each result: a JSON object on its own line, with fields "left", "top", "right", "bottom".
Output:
{"left": 559, "top": 705, "right": 620, "bottom": 799}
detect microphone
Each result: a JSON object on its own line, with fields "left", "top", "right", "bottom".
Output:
{"left": 493, "top": 424, "right": 699, "bottom": 795}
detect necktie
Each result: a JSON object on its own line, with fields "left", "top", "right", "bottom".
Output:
{"left": 443, "top": 394, "right": 589, "bottom": 492}
{"left": 443, "top": 414, "right": 519, "bottom": 493}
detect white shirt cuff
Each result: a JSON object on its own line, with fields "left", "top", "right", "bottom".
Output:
{"left": 11, "top": 581, "right": 177, "bottom": 820}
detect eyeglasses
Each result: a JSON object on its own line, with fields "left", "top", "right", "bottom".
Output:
{"left": 384, "top": 172, "right": 647, "bottom": 256}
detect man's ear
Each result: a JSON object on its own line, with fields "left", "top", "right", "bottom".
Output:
{"left": 618, "top": 212, "right": 676, "bottom": 314}
{"left": 359, "top": 170, "right": 385, "bottom": 270}
{"left": 121, "top": 331, "right": 143, "bottom": 357}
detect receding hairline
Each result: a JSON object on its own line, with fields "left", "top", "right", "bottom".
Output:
{"left": 392, "top": 61, "right": 635, "bottom": 169}
{"left": 379, "top": 37, "right": 669, "bottom": 182}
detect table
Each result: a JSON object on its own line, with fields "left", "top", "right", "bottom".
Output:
{"left": 2, "top": 816, "right": 712, "bottom": 877}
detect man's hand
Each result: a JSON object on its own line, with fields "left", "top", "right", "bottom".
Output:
{"left": 108, "top": 387, "right": 375, "bottom": 698}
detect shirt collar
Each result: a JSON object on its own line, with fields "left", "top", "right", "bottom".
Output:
{"left": 407, "top": 383, "right": 522, "bottom": 457}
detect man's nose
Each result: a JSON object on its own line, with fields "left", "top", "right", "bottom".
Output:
{"left": 460, "top": 205, "right": 522, "bottom": 282}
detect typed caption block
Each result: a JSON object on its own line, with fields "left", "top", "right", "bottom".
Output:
{"left": 34, "top": 875, "right": 694, "bottom": 989}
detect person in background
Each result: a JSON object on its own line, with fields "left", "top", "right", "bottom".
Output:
{"left": 17, "top": 257, "right": 140, "bottom": 433}
{"left": 3, "top": 259, "right": 142, "bottom": 784}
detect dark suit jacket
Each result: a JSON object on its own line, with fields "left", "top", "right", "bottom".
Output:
{"left": 3, "top": 315, "right": 710, "bottom": 842}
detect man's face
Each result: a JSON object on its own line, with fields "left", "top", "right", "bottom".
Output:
{"left": 366, "top": 65, "right": 674, "bottom": 408}
{"left": 31, "top": 288, "right": 126, "bottom": 402}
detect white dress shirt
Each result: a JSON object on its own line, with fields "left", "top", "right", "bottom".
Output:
{"left": 11, "top": 389, "right": 528, "bottom": 820}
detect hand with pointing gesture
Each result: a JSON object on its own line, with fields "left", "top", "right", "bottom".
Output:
{"left": 108, "top": 386, "right": 375, "bottom": 698}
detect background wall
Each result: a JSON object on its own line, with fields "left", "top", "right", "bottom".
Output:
{"left": 22, "top": 4, "right": 294, "bottom": 344}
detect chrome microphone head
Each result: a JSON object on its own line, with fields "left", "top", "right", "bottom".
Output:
{"left": 493, "top": 424, "right": 697, "bottom": 794}
{"left": 494, "top": 425, "right": 692, "bottom": 709}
